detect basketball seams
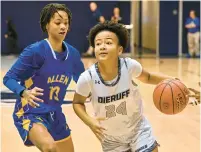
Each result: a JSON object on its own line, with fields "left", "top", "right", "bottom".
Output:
{"left": 170, "top": 81, "right": 188, "bottom": 106}
{"left": 155, "top": 79, "right": 173, "bottom": 113}
{"left": 168, "top": 84, "right": 175, "bottom": 114}
{"left": 154, "top": 79, "right": 173, "bottom": 91}
{"left": 159, "top": 83, "right": 169, "bottom": 112}
{"left": 172, "top": 81, "right": 188, "bottom": 101}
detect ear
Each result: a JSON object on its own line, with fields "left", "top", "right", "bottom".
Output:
{"left": 46, "top": 23, "right": 49, "bottom": 32}
{"left": 118, "top": 46, "right": 123, "bottom": 55}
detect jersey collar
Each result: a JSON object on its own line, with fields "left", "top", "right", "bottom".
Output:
{"left": 45, "top": 39, "right": 69, "bottom": 60}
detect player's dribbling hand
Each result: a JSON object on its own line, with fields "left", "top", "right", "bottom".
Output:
{"left": 22, "top": 87, "right": 44, "bottom": 108}
{"left": 188, "top": 88, "right": 200, "bottom": 106}
{"left": 88, "top": 117, "right": 107, "bottom": 142}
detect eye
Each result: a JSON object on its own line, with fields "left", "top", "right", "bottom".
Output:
{"left": 106, "top": 42, "right": 112, "bottom": 45}
{"left": 55, "top": 22, "right": 60, "bottom": 25}
{"left": 96, "top": 43, "right": 101, "bottom": 46}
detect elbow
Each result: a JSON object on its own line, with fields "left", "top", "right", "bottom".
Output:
{"left": 72, "top": 101, "right": 79, "bottom": 112}
{"left": 72, "top": 102, "right": 76, "bottom": 110}
{"left": 141, "top": 73, "right": 151, "bottom": 84}
{"left": 3, "top": 75, "right": 9, "bottom": 86}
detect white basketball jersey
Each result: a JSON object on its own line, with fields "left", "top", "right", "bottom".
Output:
{"left": 76, "top": 58, "right": 144, "bottom": 136}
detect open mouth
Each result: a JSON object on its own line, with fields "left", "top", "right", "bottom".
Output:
{"left": 59, "top": 32, "right": 65, "bottom": 35}
{"left": 99, "top": 52, "right": 108, "bottom": 55}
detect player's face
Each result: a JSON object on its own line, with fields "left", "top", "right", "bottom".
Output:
{"left": 46, "top": 11, "right": 69, "bottom": 41}
{"left": 94, "top": 30, "right": 123, "bottom": 62}
{"left": 114, "top": 8, "right": 120, "bottom": 15}
{"left": 190, "top": 11, "right": 195, "bottom": 18}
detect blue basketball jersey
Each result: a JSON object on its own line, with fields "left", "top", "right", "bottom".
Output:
{"left": 10, "top": 39, "right": 84, "bottom": 118}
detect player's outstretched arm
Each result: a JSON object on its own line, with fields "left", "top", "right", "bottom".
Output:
{"left": 136, "top": 69, "right": 175, "bottom": 85}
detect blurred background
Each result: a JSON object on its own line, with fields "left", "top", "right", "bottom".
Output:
{"left": 1, "top": 1, "right": 200, "bottom": 58}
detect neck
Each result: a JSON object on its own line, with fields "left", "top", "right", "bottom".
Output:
{"left": 98, "top": 58, "right": 119, "bottom": 81}
{"left": 48, "top": 37, "right": 63, "bottom": 52}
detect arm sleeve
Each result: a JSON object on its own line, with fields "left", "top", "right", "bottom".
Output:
{"left": 72, "top": 49, "right": 85, "bottom": 83}
{"left": 195, "top": 18, "right": 200, "bottom": 27}
{"left": 126, "top": 58, "right": 143, "bottom": 78}
{"left": 185, "top": 18, "right": 192, "bottom": 26}
{"left": 3, "top": 46, "right": 45, "bottom": 95}
{"left": 75, "top": 72, "right": 91, "bottom": 97}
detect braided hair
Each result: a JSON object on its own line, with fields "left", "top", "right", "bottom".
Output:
{"left": 40, "top": 3, "right": 72, "bottom": 33}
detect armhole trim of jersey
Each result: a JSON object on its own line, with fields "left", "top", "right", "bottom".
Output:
{"left": 88, "top": 70, "right": 92, "bottom": 79}
{"left": 123, "top": 58, "right": 128, "bottom": 69}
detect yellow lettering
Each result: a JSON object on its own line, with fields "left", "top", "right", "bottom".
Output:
{"left": 47, "top": 77, "right": 52, "bottom": 84}
{"left": 55, "top": 75, "right": 59, "bottom": 82}
{"left": 52, "top": 75, "right": 55, "bottom": 83}
{"left": 49, "top": 86, "right": 60, "bottom": 101}
{"left": 63, "top": 76, "right": 69, "bottom": 85}
{"left": 59, "top": 75, "right": 65, "bottom": 83}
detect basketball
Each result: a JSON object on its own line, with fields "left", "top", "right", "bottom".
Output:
{"left": 153, "top": 79, "right": 189, "bottom": 115}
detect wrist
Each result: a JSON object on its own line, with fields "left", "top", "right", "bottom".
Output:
{"left": 20, "top": 89, "right": 27, "bottom": 97}
{"left": 87, "top": 117, "right": 95, "bottom": 128}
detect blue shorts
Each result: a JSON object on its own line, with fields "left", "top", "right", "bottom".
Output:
{"left": 13, "top": 110, "right": 71, "bottom": 146}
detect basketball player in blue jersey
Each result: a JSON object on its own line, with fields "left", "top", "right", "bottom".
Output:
{"left": 72, "top": 21, "right": 195, "bottom": 152}
{"left": 3, "top": 3, "right": 84, "bottom": 152}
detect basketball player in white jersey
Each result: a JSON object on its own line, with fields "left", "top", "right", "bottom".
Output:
{"left": 72, "top": 21, "right": 185, "bottom": 152}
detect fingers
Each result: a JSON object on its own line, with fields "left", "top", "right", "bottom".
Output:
{"left": 188, "top": 94, "right": 196, "bottom": 98}
{"left": 28, "top": 99, "right": 40, "bottom": 107}
{"left": 32, "top": 92, "right": 44, "bottom": 96}
{"left": 188, "top": 88, "right": 200, "bottom": 94}
{"left": 31, "top": 95, "right": 44, "bottom": 102}
{"left": 31, "top": 87, "right": 44, "bottom": 96}
{"left": 95, "top": 133, "right": 104, "bottom": 142}
{"left": 94, "top": 130, "right": 105, "bottom": 142}
{"left": 98, "top": 126, "right": 107, "bottom": 131}
{"left": 33, "top": 87, "right": 44, "bottom": 92}
{"left": 189, "top": 101, "right": 199, "bottom": 106}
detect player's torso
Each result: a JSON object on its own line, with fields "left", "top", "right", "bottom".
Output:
{"left": 14, "top": 40, "right": 74, "bottom": 116}
{"left": 89, "top": 59, "right": 143, "bottom": 136}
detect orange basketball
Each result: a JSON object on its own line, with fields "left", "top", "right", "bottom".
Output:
{"left": 153, "top": 79, "right": 189, "bottom": 115}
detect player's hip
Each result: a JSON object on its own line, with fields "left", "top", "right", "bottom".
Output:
{"left": 13, "top": 111, "right": 71, "bottom": 146}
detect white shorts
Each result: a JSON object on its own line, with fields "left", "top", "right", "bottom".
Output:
{"left": 101, "top": 117, "right": 159, "bottom": 152}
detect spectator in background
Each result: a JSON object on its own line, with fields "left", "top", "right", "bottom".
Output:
{"left": 4, "top": 17, "right": 19, "bottom": 55}
{"left": 111, "top": 7, "right": 122, "bottom": 23}
{"left": 185, "top": 10, "right": 200, "bottom": 58}
{"left": 82, "top": 2, "right": 105, "bottom": 57}
{"left": 90, "top": 2, "right": 105, "bottom": 24}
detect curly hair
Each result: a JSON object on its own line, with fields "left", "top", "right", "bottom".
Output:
{"left": 88, "top": 21, "right": 129, "bottom": 50}
{"left": 40, "top": 3, "right": 72, "bottom": 32}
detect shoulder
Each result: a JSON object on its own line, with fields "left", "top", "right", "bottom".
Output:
{"left": 20, "top": 40, "right": 45, "bottom": 58}
{"left": 64, "top": 42, "right": 81, "bottom": 58}
{"left": 123, "top": 57, "right": 141, "bottom": 67}
{"left": 80, "top": 64, "right": 96, "bottom": 80}
{"left": 65, "top": 42, "right": 80, "bottom": 54}
{"left": 21, "top": 40, "right": 46, "bottom": 57}
{"left": 77, "top": 69, "right": 93, "bottom": 86}
{"left": 122, "top": 57, "right": 142, "bottom": 77}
